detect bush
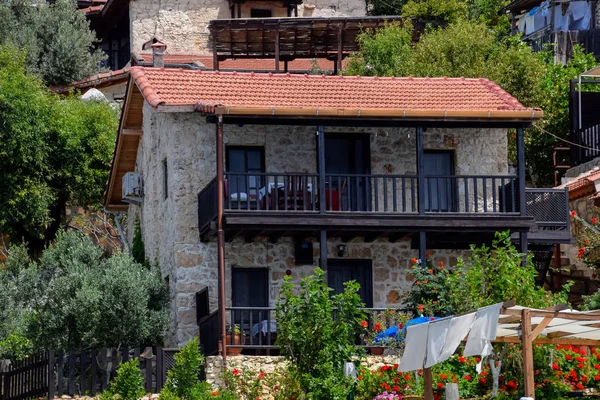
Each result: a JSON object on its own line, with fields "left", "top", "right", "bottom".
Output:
{"left": 0, "top": 231, "right": 169, "bottom": 351}
{"left": 162, "top": 338, "right": 205, "bottom": 399}
{"left": 108, "top": 359, "right": 146, "bottom": 400}
{"left": 276, "top": 268, "right": 365, "bottom": 399}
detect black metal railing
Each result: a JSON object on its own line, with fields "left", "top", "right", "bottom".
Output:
{"left": 572, "top": 123, "right": 600, "bottom": 166}
{"left": 525, "top": 188, "right": 570, "bottom": 231}
{"left": 220, "top": 306, "right": 409, "bottom": 351}
{"left": 217, "top": 172, "right": 520, "bottom": 214}
{"left": 198, "top": 310, "right": 220, "bottom": 356}
{"left": 198, "top": 177, "right": 218, "bottom": 235}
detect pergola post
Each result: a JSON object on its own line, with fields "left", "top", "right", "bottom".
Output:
{"left": 423, "top": 368, "right": 434, "bottom": 400}
{"left": 216, "top": 115, "right": 227, "bottom": 361}
{"left": 521, "top": 308, "right": 534, "bottom": 398}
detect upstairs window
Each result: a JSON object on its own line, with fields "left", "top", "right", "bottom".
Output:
{"left": 250, "top": 8, "right": 273, "bottom": 17}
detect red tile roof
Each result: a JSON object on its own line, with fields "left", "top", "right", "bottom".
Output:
{"left": 135, "top": 54, "right": 340, "bottom": 71}
{"left": 49, "top": 68, "right": 130, "bottom": 94}
{"left": 129, "top": 66, "right": 542, "bottom": 120}
{"left": 564, "top": 169, "right": 600, "bottom": 201}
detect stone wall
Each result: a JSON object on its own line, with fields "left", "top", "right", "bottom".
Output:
{"left": 130, "top": 0, "right": 367, "bottom": 56}
{"left": 205, "top": 354, "right": 401, "bottom": 387}
{"left": 130, "top": 106, "right": 509, "bottom": 346}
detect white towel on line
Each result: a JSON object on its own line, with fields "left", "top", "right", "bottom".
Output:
{"left": 398, "top": 322, "right": 429, "bottom": 372}
{"left": 436, "top": 312, "right": 476, "bottom": 364}
{"left": 464, "top": 303, "right": 503, "bottom": 372}
{"left": 425, "top": 317, "right": 452, "bottom": 368}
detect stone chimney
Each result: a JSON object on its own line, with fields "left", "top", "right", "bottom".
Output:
{"left": 151, "top": 41, "right": 167, "bottom": 68}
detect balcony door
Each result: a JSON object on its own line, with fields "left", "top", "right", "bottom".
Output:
{"left": 327, "top": 259, "right": 373, "bottom": 307}
{"left": 232, "top": 268, "right": 269, "bottom": 325}
{"left": 424, "top": 151, "right": 456, "bottom": 212}
{"left": 324, "top": 134, "right": 371, "bottom": 211}
{"left": 226, "top": 146, "right": 265, "bottom": 207}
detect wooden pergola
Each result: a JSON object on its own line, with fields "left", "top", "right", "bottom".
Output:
{"left": 208, "top": 16, "right": 416, "bottom": 73}
{"left": 496, "top": 304, "right": 600, "bottom": 398}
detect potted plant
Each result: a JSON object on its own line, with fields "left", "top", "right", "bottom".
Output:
{"left": 361, "top": 309, "right": 409, "bottom": 355}
{"left": 225, "top": 324, "right": 245, "bottom": 355}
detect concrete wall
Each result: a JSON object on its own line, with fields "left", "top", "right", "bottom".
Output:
{"left": 129, "top": 105, "right": 509, "bottom": 346}
{"left": 130, "top": 0, "right": 367, "bottom": 56}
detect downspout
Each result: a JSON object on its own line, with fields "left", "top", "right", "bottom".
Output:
{"left": 104, "top": 208, "right": 130, "bottom": 254}
{"left": 216, "top": 114, "right": 227, "bottom": 361}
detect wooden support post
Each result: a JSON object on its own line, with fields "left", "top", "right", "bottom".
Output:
{"left": 423, "top": 368, "right": 434, "bottom": 400}
{"left": 317, "top": 125, "right": 326, "bottom": 214}
{"left": 212, "top": 40, "right": 219, "bottom": 71}
{"left": 275, "top": 28, "right": 280, "bottom": 73}
{"left": 336, "top": 24, "right": 343, "bottom": 74}
{"left": 216, "top": 115, "right": 227, "bottom": 361}
{"left": 320, "top": 230, "right": 327, "bottom": 273}
{"left": 522, "top": 308, "right": 535, "bottom": 398}
{"left": 517, "top": 127, "right": 528, "bottom": 259}
{"left": 416, "top": 126, "right": 425, "bottom": 216}
{"left": 511, "top": 13, "right": 517, "bottom": 35}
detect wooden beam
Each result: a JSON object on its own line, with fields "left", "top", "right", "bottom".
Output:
{"left": 531, "top": 317, "right": 553, "bottom": 339}
{"left": 493, "top": 336, "right": 600, "bottom": 346}
{"left": 501, "top": 309, "right": 600, "bottom": 322}
{"left": 547, "top": 331, "right": 576, "bottom": 339}
{"left": 122, "top": 128, "right": 142, "bottom": 136}
{"left": 245, "top": 231, "right": 266, "bottom": 242}
{"left": 423, "top": 368, "right": 434, "bottom": 400}
{"left": 522, "top": 308, "right": 535, "bottom": 398}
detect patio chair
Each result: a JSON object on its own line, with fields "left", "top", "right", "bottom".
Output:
{"left": 277, "top": 176, "right": 310, "bottom": 210}
{"left": 225, "top": 178, "right": 258, "bottom": 209}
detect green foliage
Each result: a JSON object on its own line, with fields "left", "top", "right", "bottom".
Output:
{"left": 447, "top": 231, "right": 570, "bottom": 313}
{"left": 401, "top": 0, "right": 468, "bottom": 23}
{"left": 365, "top": 0, "right": 407, "bottom": 15}
{"left": 131, "top": 218, "right": 149, "bottom": 268}
{"left": 0, "top": 231, "right": 169, "bottom": 350}
{"left": 275, "top": 268, "right": 365, "bottom": 399}
{"left": 107, "top": 359, "right": 146, "bottom": 400}
{"left": 0, "top": 0, "right": 105, "bottom": 85}
{"left": 402, "top": 258, "right": 456, "bottom": 317}
{"left": 0, "top": 333, "right": 33, "bottom": 360}
{"left": 0, "top": 44, "right": 118, "bottom": 251}
{"left": 163, "top": 338, "right": 205, "bottom": 399}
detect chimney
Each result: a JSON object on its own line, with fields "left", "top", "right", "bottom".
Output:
{"left": 151, "top": 41, "right": 167, "bottom": 68}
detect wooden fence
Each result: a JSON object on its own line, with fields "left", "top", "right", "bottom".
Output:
{"left": 0, "top": 347, "right": 180, "bottom": 400}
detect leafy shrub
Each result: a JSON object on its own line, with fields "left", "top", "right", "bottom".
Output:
{"left": 276, "top": 268, "right": 365, "bottom": 399}
{"left": 402, "top": 258, "right": 455, "bottom": 317}
{"left": 162, "top": 338, "right": 204, "bottom": 399}
{"left": 0, "top": 231, "right": 169, "bottom": 351}
{"left": 108, "top": 359, "right": 146, "bottom": 400}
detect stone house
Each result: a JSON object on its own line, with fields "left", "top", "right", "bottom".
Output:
{"left": 104, "top": 66, "right": 571, "bottom": 350}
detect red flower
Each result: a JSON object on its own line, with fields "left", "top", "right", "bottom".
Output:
{"left": 480, "top": 377, "right": 487, "bottom": 384}
{"left": 458, "top": 356, "right": 466, "bottom": 363}
{"left": 434, "top": 394, "right": 441, "bottom": 400}
{"left": 507, "top": 381, "right": 518, "bottom": 389}
{"left": 374, "top": 323, "right": 382, "bottom": 332}
{"left": 273, "top": 385, "right": 279, "bottom": 391}
{"left": 576, "top": 357, "right": 585, "bottom": 362}
{"left": 464, "top": 374, "right": 471, "bottom": 381}
{"left": 404, "top": 374, "right": 411, "bottom": 380}
{"left": 577, "top": 383, "right": 584, "bottom": 390}
{"left": 437, "top": 382, "right": 444, "bottom": 388}
{"left": 417, "top": 304, "right": 425, "bottom": 312}
{"left": 428, "top": 269, "right": 433, "bottom": 274}
{"left": 360, "top": 320, "right": 368, "bottom": 328}
{"left": 593, "top": 217, "right": 598, "bottom": 224}
{"left": 233, "top": 368, "right": 241, "bottom": 376}
{"left": 571, "top": 210, "right": 577, "bottom": 217}
{"left": 393, "top": 377, "right": 399, "bottom": 383}
{"left": 578, "top": 363, "right": 585, "bottom": 369}
{"left": 357, "top": 375, "right": 362, "bottom": 381}
{"left": 552, "top": 363, "right": 559, "bottom": 370}
{"left": 475, "top": 357, "right": 481, "bottom": 363}
{"left": 582, "top": 376, "right": 588, "bottom": 383}
{"left": 411, "top": 258, "right": 418, "bottom": 264}
{"left": 258, "top": 372, "right": 265, "bottom": 379}
{"left": 566, "top": 355, "right": 573, "bottom": 360}
{"left": 430, "top": 317, "right": 435, "bottom": 321}
{"left": 398, "top": 324, "right": 403, "bottom": 329}
{"left": 393, "top": 385, "right": 400, "bottom": 392}
{"left": 440, "top": 373, "right": 448, "bottom": 380}
{"left": 595, "top": 375, "right": 600, "bottom": 381}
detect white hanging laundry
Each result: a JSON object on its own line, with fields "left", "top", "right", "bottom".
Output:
{"left": 525, "top": 14, "right": 536, "bottom": 35}
{"left": 398, "top": 322, "right": 429, "bottom": 372}
{"left": 554, "top": 5, "right": 569, "bottom": 32}
{"left": 569, "top": 1, "right": 591, "bottom": 30}
{"left": 464, "top": 303, "right": 503, "bottom": 372}
{"left": 436, "top": 312, "right": 476, "bottom": 364}
{"left": 425, "top": 317, "right": 452, "bottom": 368}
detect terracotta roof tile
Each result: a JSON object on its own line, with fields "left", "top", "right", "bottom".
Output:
{"left": 128, "top": 66, "right": 541, "bottom": 119}
{"left": 49, "top": 68, "right": 130, "bottom": 93}
{"left": 564, "top": 168, "right": 600, "bottom": 201}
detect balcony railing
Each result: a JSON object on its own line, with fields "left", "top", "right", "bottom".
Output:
{"left": 571, "top": 123, "right": 600, "bottom": 166}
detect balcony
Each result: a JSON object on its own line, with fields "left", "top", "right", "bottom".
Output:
{"left": 197, "top": 172, "right": 570, "bottom": 244}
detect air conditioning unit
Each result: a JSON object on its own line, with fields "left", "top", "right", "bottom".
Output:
{"left": 122, "top": 172, "right": 143, "bottom": 204}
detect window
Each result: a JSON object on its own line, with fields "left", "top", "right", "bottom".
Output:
{"left": 226, "top": 146, "right": 265, "bottom": 205}
{"left": 163, "top": 158, "right": 168, "bottom": 199}
{"left": 232, "top": 268, "right": 269, "bottom": 323}
{"left": 250, "top": 8, "right": 272, "bottom": 17}
{"left": 424, "top": 151, "right": 455, "bottom": 212}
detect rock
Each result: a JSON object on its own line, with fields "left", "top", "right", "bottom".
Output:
{"left": 80, "top": 89, "right": 107, "bottom": 102}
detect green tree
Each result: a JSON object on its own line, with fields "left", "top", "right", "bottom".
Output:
{"left": 0, "top": 44, "right": 118, "bottom": 252}
{"left": 276, "top": 268, "right": 365, "bottom": 399}
{"left": 0, "top": 0, "right": 105, "bottom": 85}
{"left": 0, "top": 231, "right": 169, "bottom": 350}
{"left": 366, "top": 0, "right": 407, "bottom": 16}
{"left": 401, "top": 0, "right": 468, "bottom": 24}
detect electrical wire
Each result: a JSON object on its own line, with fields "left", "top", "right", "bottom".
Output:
{"left": 533, "top": 124, "right": 600, "bottom": 152}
